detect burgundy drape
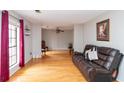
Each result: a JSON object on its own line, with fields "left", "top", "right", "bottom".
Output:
{"left": 0, "top": 10, "right": 9, "bottom": 81}
{"left": 19, "top": 19, "right": 25, "bottom": 67}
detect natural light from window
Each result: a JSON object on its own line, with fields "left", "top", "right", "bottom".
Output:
{"left": 9, "top": 24, "right": 19, "bottom": 67}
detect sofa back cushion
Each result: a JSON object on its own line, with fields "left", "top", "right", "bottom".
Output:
{"left": 84, "top": 45, "right": 120, "bottom": 71}
{"left": 96, "top": 47, "right": 120, "bottom": 70}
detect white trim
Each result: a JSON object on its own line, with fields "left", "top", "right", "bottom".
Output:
{"left": 32, "top": 52, "right": 42, "bottom": 58}
{"left": 10, "top": 57, "right": 32, "bottom": 77}
{"left": 10, "top": 64, "right": 20, "bottom": 77}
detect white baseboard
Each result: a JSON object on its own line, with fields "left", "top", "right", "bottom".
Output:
{"left": 32, "top": 52, "right": 42, "bottom": 58}
{"left": 10, "top": 57, "right": 32, "bottom": 77}
{"left": 10, "top": 64, "right": 20, "bottom": 77}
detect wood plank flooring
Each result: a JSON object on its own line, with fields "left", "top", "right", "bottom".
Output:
{"left": 8, "top": 51, "right": 86, "bottom": 82}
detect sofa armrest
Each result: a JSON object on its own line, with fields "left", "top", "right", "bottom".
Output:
{"left": 95, "top": 68, "right": 110, "bottom": 74}
{"left": 94, "top": 68, "right": 112, "bottom": 82}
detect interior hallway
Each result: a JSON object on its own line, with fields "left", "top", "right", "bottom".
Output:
{"left": 8, "top": 51, "right": 86, "bottom": 82}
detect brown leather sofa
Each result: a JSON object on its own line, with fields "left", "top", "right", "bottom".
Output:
{"left": 72, "top": 45, "right": 123, "bottom": 82}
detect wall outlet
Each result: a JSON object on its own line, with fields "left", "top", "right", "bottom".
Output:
{"left": 30, "top": 52, "right": 32, "bottom": 55}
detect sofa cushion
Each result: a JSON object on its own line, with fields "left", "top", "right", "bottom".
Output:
{"left": 72, "top": 53, "right": 85, "bottom": 67}
{"left": 91, "top": 47, "right": 119, "bottom": 70}
{"left": 92, "top": 53, "right": 108, "bottom": 67}
{"left": 98, "top": 47, "right": 119, "bottom": 57}
{"left": 93, "top": 59, "right": 105, "bottom": 67}
{"left": 78, "top": 61, "right": 96, "bottom": 81}
{"left": 104, "top": 56, "right": 117, "bottom": 70}
{"left": 98, "top": 53, "right": 108, "bottom": 61}
{"left": 101, "top": 48, "right": 119, "bottom": 70}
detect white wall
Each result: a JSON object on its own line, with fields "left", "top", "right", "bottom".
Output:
{"left": 42, "top": 29, "right": 73, "bottom": 50}
{"left": 81, "top": 11, "right": 124, "bottom": 81}
{"left": 8, "top": 11, "right": 33, "bottom": 76}
{"left": 73, "top": 24, "right": 84, "bottom": 52}
{"left": 32, "top": 25, "right": 41, "bottom": 58}
{"left": 24, "top": 20, "right": 32, "bottom": 63}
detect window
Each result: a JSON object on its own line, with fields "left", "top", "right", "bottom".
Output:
{"left": 9, "top": 24, "right": 19, "bottom": 67}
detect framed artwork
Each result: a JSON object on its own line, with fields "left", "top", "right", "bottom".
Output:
{"left": 97, "top": 19, "right": 110, "bottom": 41}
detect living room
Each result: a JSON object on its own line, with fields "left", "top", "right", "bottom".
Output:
{"left": 0, "top": 10, "right": 124, "bottom": 82}
{"left": 1, "top": 0, "right": 124, "bottom": 93}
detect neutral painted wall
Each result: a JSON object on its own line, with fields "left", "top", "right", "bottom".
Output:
{"left": 32, "top": 25, "right": 42, "bottom": 58}
{"left": 24, "top": 20, "right": 32, "bottom": 63}
{"left": 42, "top": 29, "right": 73, "bottom": 50}
{"left": 8, "top": 11, "right": 33, "bottom": 76}
{"left": 74, "top": 11, "right": 124, "bottom": 81}
{"left": 73, "top": 24, "right": 84, "bottom": 52}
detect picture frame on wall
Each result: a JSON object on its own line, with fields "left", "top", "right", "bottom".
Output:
{"left": 96, "top": 19, "right": 110, "bottom": 41}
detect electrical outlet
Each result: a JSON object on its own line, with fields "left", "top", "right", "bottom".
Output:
{"left": 30, "top": 52, "right": 32, "bottom": 55}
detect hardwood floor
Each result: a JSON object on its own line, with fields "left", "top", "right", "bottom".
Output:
{"left": 8, "top": 51, "right": 86, "bottom": 82}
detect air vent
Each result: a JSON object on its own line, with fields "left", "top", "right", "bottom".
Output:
{"left": 35, "top": 10, "right": 41, "bottom": 13}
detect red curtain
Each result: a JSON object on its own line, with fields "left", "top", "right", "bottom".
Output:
{"left": 19, "top": 19, "right": 25, "bottom": 67}
{"left": 0, "top": 10, "right": 9, "bottom": 81}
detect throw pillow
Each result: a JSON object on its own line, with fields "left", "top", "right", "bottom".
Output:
{"left": 88, "top": 47, "right": 98, "bottom": 61}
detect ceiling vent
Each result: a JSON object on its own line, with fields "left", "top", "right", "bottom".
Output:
{"left": 35, "top": 10, "right": 41, "bottom": 13}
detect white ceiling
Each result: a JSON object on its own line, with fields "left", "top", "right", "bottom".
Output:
{"left": 14, "top": 10, "right": 107, "bottom": 29}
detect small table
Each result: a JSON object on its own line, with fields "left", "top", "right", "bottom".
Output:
{"left": 41, "top": 49, "right": 46, "bottom": 55}
{"left": 68, "top": 48, "right": 74, "bottom": 55}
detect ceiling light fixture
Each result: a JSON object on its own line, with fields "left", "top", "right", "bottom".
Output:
{"left": 56, "top": 27, "right": 64, "bottom": 33}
